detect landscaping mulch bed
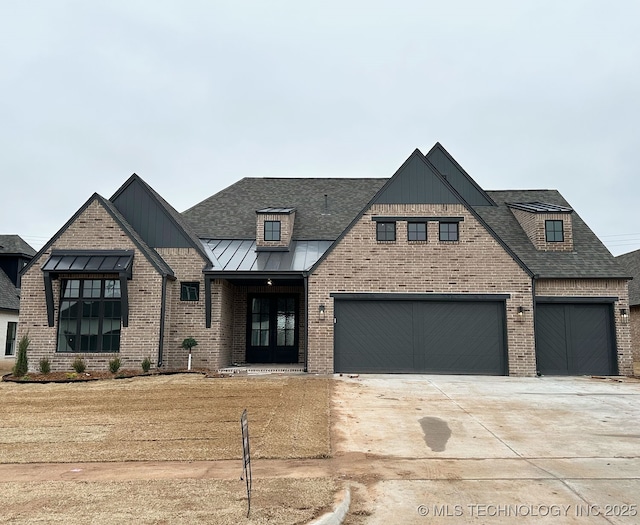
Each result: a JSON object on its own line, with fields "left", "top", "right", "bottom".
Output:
{"left": 2, "top": 368, "right": 219, "bottom": 383}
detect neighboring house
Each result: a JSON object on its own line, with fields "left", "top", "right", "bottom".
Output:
{"left": 18, "top": 144, "right": 633, "bottom": 376}
{"left": 615, "top": 249, "right": 640, "bottom": 375}
{"left": 0, "top": 235, "right": 36, "bottom": 359}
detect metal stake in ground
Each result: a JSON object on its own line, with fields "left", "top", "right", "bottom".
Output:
{"left": 240, "top": 408, "right": 252, "bottom": 517}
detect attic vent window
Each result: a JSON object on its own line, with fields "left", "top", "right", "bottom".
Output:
{"left": 264, "top": 221, "right": 281, "bottom": 241}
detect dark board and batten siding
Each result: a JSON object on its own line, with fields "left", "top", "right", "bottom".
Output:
{"left": 111, "top": 179, "right": 192, "bottom": 249}
{"left": 425, "top": 145, "right": 495, "bottom": 206}
{"left": 374, "top": 152, "right": 462, "bottom": 205}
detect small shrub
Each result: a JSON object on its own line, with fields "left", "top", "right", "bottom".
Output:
{"left": 181, "top": 337, "right": 198, "bottom": 351}
{"left": 39, "top": 357, "right": 51, "bottom": 374}
{"left": 12, "top": 334, "right": 29, "bottom": 377}
{"left": 141, "top": 357, "right": 151, "bottom": 373}
{"left": 108, "top": 357, "right": 121, "bottom": 374}
{"left": 72, "top": 357, "right": 86, "bottom": 374}
{"left": 66, "top": 372, "right": 77, "bottom": 379}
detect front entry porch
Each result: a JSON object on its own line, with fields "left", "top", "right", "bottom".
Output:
{"left": 208, "top": 277, "right": 307, "bottom": 369}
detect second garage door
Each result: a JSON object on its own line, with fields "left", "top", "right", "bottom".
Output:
{"left": 334, "top": 297, "right": 507, "bottom": 374}
{"left": 535, "top": 302, "right": 617, "bottom": 376}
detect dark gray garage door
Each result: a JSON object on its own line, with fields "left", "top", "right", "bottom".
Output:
{"left": 334, "top": 298, "right": 507, "bottom": 374}
{"left": 535, "top": 303, "right": 617, "bottom": 376}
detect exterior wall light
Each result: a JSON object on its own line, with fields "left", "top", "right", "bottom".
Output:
{"left": 517, "top": 306, "right": 525, "bottom": 321}
{"left": 620, "top": 308, "right": 629, "bottom": 324}
{"left": 319, "top": 304, "right": 326, "bottom": 320}
{"left": 267, "top": 278, "right": 273, "bottom": 286}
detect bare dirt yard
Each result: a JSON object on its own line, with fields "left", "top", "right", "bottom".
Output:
{"left": 0, "top": 373, "right": 335, "bottom": 524}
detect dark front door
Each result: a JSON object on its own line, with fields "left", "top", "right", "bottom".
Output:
{"left": 247, "top": 295, "right": 298, "bottom": 363}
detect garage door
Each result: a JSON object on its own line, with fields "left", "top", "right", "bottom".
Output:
{"left": 535, "top": 303, "right": 617, "bottom": 375}
{"left": 334, "top": 298, "right": 507, "bottom": 374}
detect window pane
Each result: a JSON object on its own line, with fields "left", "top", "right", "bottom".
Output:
{"left": 58, "top": 319, "right": 76, "bottom": 352}
{"left": 57, "top": 278, "right": 122, "bottom": 353}
{"left": 377, "top": 222, "right": 396, "bottom": 241}
{"left": 439, "top": 222, "right": 459, "bottom": 241}
{"left": 545, "top": 220, "right": 564, "bottom": 242}
{"left": 104, "top": 280, "right": 121, "bottom": 298}
{"left": 63, "top": 280, "right": 80, "bottom": 298}
{"left": 408, "top": 223, "right": 426, "bottom": 241}
{"left": 83, "top": 280, "right": 101, "bottom": 298}
{"left": 285, "top": 330, "right": 295, "bottom": 346}
{"left": 180, "top": 282, "right": 199, "bottom": 301}
{"left": 5, "top": 322, "right": 17, "bottom": 355}
{"left": 265, "top": 221, "right": 281, "bottom": 241}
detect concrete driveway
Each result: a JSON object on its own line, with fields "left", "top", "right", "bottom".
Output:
{"left": 332, "top": 375, "right": 640, "bottom": 524}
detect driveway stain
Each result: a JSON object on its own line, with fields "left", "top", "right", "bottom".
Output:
{"left": 419, "top": 417, "right": 451, "bottom": 452}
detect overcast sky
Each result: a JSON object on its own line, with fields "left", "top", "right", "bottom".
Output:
{"left": 1, "top": 1, "right": 639, "bottom": 255}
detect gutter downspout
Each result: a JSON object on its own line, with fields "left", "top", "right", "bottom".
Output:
{"left": 303, "top": 273, "right": 309, "bottom": 373}
{"left": 532, "top": 274, "right": 539, "bottom": 376}
{"left": 157, "top": 275, "right": 168, "bottom": 368}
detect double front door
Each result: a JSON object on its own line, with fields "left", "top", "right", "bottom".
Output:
{"left": 247, "top": 295, "right": 298, "bottom": 363}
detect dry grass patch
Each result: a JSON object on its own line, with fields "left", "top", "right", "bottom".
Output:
{"left": 1, "top": 477, "right": 337, "bottom": 525}
{"left": 0, "top": 374, "right": 331, "bottom": 463}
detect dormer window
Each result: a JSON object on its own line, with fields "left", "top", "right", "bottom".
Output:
{"left": 508, "top": 202, "right": 573, "bottom": 252}
{"left": 545, "top": 220, "right": 564, "bottom": 242}
{"left": 264, "top": 221, "right": 281, "bottom": 241}
{"left": 256, "top": 207, "right": 295, "bottom": 250}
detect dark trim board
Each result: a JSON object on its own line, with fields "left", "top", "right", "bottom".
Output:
{"left": 333, "top": 296, "right": 508, "bottom": 375}
{"left": 331, "top": 293, "right": 510, "bottom": 302}
{"left": 371, "top": 216, "right": 465, "bottom": 223}
{"left": 536, "top": 296, "right": 619, "bottom": 304}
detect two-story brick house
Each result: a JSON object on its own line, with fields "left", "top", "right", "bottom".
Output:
{"left": 18, "top": 143, "right": 633, "bottom": 376}
{"left": 1, "top": 235, "right": 35, "bottom": 359}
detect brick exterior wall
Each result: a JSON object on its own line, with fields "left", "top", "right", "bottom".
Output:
{"left": 630, "top": 305, "right": 640, "bottom": 376}
{"left": 308, "top": 203, "right": 536, "bottom": 376}
{"left": 156, "top": 248, "right": 213, "bottom": 370}
{"left": 511, "top": 208, "right": 574, "bottom": 251}
{"left": 256, "top": 211, "right": 295, "bottom": 249}
{"left": 535, "top": 278, "right": 633, "bottom": 375}
{"left": 18, "top": 200, "right": 164, "bottom": 372}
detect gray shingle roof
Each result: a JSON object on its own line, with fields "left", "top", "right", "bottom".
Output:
{"left": 0, "top": 235, "right": 35, "bottom": 256}
{"left": 181, "top": 175, "right": 625, "bottom": 280}
{"left": 616, "top": 249, "right": 640, "bottom": 305}
{"left": 0, "top": 268, "right": 19, "bottom": 311}
{"left": 477, "top": 190, "right": 629, "bottom": 279}
{"left": 182, "top": 178, "right": 387, "bottom": 240}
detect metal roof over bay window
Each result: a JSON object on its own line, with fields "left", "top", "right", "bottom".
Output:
{"left": 41, "top": 250, "right": 134, "bottom": 328}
